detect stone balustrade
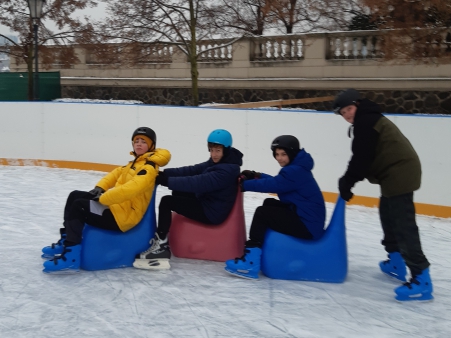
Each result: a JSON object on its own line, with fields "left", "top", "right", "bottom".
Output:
{"left": 8, "top": 30, "right": 451, "bottom": 112}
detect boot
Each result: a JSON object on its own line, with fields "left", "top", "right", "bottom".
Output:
{"left": 394, "top": 268, "right": 434, "bottom": 302}
{"left": 379, "top": 252, "right": 407, "bottom": 282}
{"left": 225, "top": 247, "right": 262, "bottom": 280}
{"left": 133, "top": 233, "right": 171, "bottom": 270}
{"left": 41, "top": 228, "right": 66, "bottom": 259}
{"left": 43, "top": 244, "right": 81, "bottom": 274}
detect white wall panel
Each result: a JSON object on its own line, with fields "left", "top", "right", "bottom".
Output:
{"left": 1, "top": 102, "right": 450, "bottom": 207}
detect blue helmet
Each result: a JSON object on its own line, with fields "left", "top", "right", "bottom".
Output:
{"left": 207, "top": 129, "right": 232, "bottom": 148}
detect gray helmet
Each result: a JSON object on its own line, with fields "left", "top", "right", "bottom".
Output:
{"left": 333, "top": 89, "right": 361, "bottom": 114}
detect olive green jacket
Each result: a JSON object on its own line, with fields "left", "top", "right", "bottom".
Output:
{"left": 344, "top": 99, "right": 421, "bottom": 197}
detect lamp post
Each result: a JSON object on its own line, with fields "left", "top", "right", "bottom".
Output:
{"left": 27, "top": 0, "right": 45, "bottom": 101}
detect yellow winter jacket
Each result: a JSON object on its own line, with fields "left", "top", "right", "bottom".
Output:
{"left": 96, "top": 148, "right": 171, "bottom": 231}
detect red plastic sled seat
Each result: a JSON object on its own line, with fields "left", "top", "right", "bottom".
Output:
{"left": 169, "top": 190, "right": 246, "bottom": 262}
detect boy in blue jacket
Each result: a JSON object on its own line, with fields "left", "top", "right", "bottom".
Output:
{"left": 225, "top": 135, "right": 326, "bottom": 279}
{"left": 133, "top": 129, "right": 243, "bottom": 270}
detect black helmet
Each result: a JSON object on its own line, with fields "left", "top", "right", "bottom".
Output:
{"left": 333, "top": 89, "right": 360, "bottom": 114}
{"left": 271, "top": 135, "right": 300, "bottom": 162}
{"left": 132, "top": 127, "right": 156, "bottom": 149}
{"left": 271, "top": 135, "right": 300, "bottom": 152}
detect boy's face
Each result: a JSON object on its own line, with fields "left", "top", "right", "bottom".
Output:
{"left": 339, "top": 104, "right": 357, "bottom": 124}
{"left": 275, "top": 148, "right": 290, "bottom": 167}
{"left": 209, "top": 145, "right": 224, "bottom": 163}
{"left": 133, "top": 137, "right": 149, "bottom": 156}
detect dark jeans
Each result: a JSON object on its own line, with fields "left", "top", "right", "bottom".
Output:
{"left": 248, "top": 198, "right": 313, "bottom": 247}
{"left": 63, "top": 190, "right": 120, "bottom": 246}
{"left": 379, "top": 192, "right": 430, "bottom": 276}
{"left": 157, "top": 191, "right": 213, "bottom": 239}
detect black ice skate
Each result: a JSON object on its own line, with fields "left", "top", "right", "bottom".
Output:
{"left": 133, "top": 233, "right": 171, "bottom": 270}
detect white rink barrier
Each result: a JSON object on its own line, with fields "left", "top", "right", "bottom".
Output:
{"left": 1, "top": 101, "right": 450, "bottom": 217}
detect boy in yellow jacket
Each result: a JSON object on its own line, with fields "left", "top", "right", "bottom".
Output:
{"left": 42, "top": 127, "right": 171, "bottom": 274}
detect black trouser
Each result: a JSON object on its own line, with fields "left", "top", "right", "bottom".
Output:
{"left": 157, "top": 191, "right": 213, "bottom": 239}
{"left": 379, "top": 192, "right": 430, "bottom": 276}
{"left": 248, "top": 198, "right": 313, "bottom": 247}
{"left": 63, "top": 191, "right": 120, "bottom": 246}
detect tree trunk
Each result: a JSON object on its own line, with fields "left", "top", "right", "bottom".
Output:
{"left": 189, "top": 0, "right": 199, "bottom": 106}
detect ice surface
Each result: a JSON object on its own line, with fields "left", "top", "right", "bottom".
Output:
{"left": 0, "top": 166, "right": 450, "bottom": 338}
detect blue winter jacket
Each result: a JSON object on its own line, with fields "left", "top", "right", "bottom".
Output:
{"left": 164, "top": 147, "right": 243, "bottom": 224}
{"left": 243, "top": 149, "right": 326, "bottom": 239}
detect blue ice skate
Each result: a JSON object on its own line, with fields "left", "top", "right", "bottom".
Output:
{"left": 394, "top": 268, "right": 433, "bottom": 302}
{"left": 225, "top": 247, "right": 261, "bottom": 280}
{"left": 41, "top": 228, "right": 66, "bottom": 259}
{"left": 379, "top": 252, "right": 407, "bottom": 282}
{"left": 43, "top": 245, "right": 81, "bottom": 274}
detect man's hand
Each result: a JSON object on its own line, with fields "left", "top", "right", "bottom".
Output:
{"left": 338, "top": 176, "right": 354, "bottom": 202}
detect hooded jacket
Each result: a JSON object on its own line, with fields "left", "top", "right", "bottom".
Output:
{"left": 344, "top": 99, "right": 421, "bottom": 197}
{"left": 243, "top": 149, "right": 326, "bottom": 239}
{"left": 97, "top": 148, "right": 171, "bottom": 231}
{"left": 164, "top": 147, "right": 243, "bottom": 224}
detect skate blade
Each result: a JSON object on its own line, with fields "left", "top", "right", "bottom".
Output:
{"left": 42, "top": 268, "right": 80, "bottom": 275}
{"left": 381, "top": 271, "right": 407, "bottom": 283}
{"left": 395, "top": 293, "right": 434, "bottom": 302}
{"left": 41, "top": 253, "right": 64, "bottom": 260}
{"left": 133, "top": 259, "right": 170, "bottom": 270}
{"left": 224, "top": 267, "right": 259, "bottom": 280}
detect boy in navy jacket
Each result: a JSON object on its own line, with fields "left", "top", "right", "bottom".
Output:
{"left": 134, "top": 129, "right": 243, "bottom": 270}
{"left": 225, "top": 135, "right": 325, "bottom": 279}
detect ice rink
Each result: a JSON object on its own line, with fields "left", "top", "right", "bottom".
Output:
{"left": 1, "top": 166, "right": 450, "bottom": 337}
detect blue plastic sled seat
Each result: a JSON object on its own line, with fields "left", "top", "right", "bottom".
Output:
{"left": 261, "top": 196, "right": 347, "bottom": 283}
{"left": 80, "top": 189, "right": 156, "bottom": 271}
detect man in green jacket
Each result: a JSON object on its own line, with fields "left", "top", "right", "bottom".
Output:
{"left": 333, "top": 89, "right": 433, "bottom": 302}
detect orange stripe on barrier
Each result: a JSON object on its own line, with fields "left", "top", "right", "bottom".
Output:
{"left": 322, "top": 192, "right": 451, "bottom": 219}
{"left": 0, "top": 158, "right": 117, "bottom": 173}
{"left": 2, "top": 158, "right": 450, "bottom": 218}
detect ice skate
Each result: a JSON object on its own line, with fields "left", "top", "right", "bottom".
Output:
{"left": 133, "top": 233, "right": 171, "bottom": 270}
{"left": 395, "top": 268, "right": 433, "bottom": 302}
{"left": 41, "top": 228, "right": 66, "bottom": 259}
{"left": 225, "top": 247, "right": 261, "bottom": 280}
{"left": 43, "top": 245, "right": 81, "bottom": 274}
{"left": 379, "top": 252, "right": 407, "bottom": 282}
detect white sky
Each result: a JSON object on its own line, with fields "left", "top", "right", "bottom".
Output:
{"left": 1, "top": 165, "right": 450, "bottom": 337}
{"left": 0, "top": 2, "right": 108, "bottom": 38}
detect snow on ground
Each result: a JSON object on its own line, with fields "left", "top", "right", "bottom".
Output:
{"left": 53, "top": 98, "right": 144, "bottom": 105}
{"left": 0, "top": 166, "right": 450, "bottom": 338}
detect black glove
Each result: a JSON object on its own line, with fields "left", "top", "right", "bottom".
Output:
{"left": 155, "top": 171, "right": 169, "bottom": 187}
{"left": 338, "top": 176, "right": 354, "bottom": 202}
{"left": 89, "top": 186, "right": 105, "bottom": 201}
{"left": 240, "top": 170, "right": 261, "bottom": 180}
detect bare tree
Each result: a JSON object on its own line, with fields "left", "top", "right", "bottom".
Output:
{"left": 91, "top": 0, "right": 244, "bottom": 106}
{"left": 0, "top": 0, "right": 97, "bottom": 100}
{"left": 362, "top": 0, "right": 451, "bottom": 61}
{"left": 210, "top": 0, "right": 273, "bottom": 36}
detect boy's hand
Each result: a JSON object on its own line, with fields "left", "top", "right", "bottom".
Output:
{"left": 240, "top": 170, "right": 261, "bottom": 180}
{"left": 338, "top": 176, "right": 354, "bottom": 202}
{"left": 89, "top": 186, "right": 105, "bottom": 201}
{"left": 155, "top": 171, "right": 168, "bottom": 187}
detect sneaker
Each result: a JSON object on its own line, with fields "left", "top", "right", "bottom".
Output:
{"left": 133, "top": 233, "right": 171, "bottom": 270}
{"left": 379, "top": 252, "right": 407, "bottom": 282}
{"left": 394, "top": 268, "right": 433, "bottom": 302}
